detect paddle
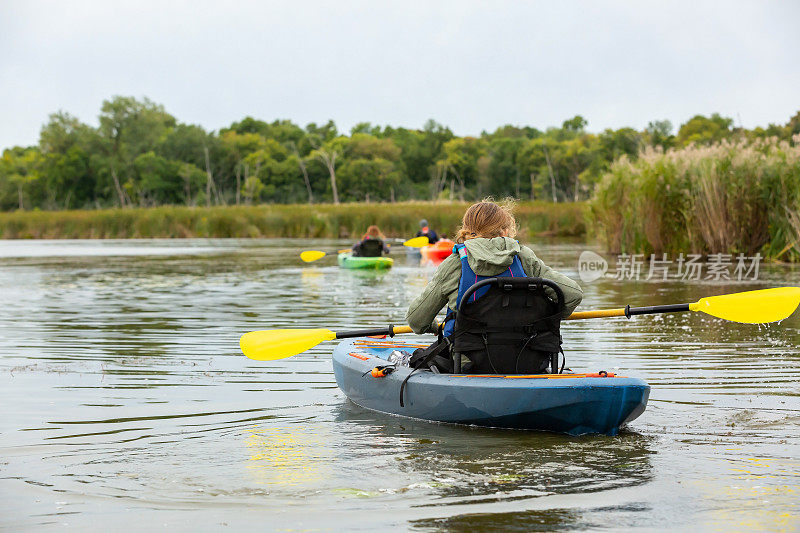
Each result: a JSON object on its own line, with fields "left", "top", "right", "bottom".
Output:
{"left": 240, "top": 287, "right": 800, "bottom": 361}
{"left": 400, "top": 236, "right": 431, "bottom": 248}
{"left": 300, "top": 236, "right": 430, "bottom": 262}
{"left": 241, "top": 325, "right": 414, "bottom": 361}
{"left": 300, "top": 249, "right": 350, "bottom": 262}
{"left": 565, "top": 287, "right": 800, "bottom": 324}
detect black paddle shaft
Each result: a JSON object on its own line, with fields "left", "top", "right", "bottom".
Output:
{"left": 625, "top": 303, "right": 691, "bottom": 317}
{"left": 335, "top": 326, "right": 399, "bottom": 339}
{"left": 336, "top": 305, "right": 693, "bottom": 338}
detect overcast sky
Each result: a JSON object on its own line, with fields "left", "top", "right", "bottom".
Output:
{"left": 1, "top": 1, "right": 798, "bottom": 149}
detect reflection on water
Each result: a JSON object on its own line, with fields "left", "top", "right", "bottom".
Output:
{"left": 246, "top": 426, "right": 332, "bottom": 486}
{"left": 333, "top": 403, "right": 655, "bottom": 501}
{"left": 0, "top": 238, "right": 798, "bottom": 530}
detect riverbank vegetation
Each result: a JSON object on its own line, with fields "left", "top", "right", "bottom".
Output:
{"left": 593, "top": 136, "right": 800, "bottom": 261}
{"left": 0, "top": 201, "right": 587, "bottom": 239}
{"left": 1, "top": 96, "right": 798, "bottom": 259}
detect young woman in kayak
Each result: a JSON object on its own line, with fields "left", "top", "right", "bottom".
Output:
{"left": 351, "top": 225, "right": 390, "bottom": 257}
{"left": 405, "top": 199, "right": 583, "bottom": 372}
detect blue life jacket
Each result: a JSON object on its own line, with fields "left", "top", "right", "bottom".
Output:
{"left": 442, "top": 243, "right": 527, "bottom": 337}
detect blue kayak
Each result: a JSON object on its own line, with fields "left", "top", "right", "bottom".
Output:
{"left": 332, "top": 338, "right": 649, "bottom": 436}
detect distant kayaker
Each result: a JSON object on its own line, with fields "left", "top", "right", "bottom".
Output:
{"left": 415, "top": 219, "right": 440, "bottom": 244}
{"left": 352, "top": 225, "right": 390, "bottom": 257}
{"left": 405, "top": 199, "right": 583, "bottom": 373}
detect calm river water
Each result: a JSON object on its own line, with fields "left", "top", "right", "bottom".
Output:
{"left": 1, "top": 238, "right": 799, "bottom": 531}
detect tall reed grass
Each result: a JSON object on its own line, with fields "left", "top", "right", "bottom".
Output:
{"left": 0, "top": 201, "right": 587, "bottom": 240}
{"left": 592, "top": 136, "right": 800, "bottom": 261}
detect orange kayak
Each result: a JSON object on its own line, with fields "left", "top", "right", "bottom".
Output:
{"left": 420, "top": 239, "right": 455, "bottom": 264}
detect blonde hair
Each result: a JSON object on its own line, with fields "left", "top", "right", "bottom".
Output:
{"left": 364, "top": 225, "right": 385, "bottom": 240}
{"left": 455, "top": 198, "right": 517, "bottom": 243}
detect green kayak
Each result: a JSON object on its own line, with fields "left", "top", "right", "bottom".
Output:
{"left": 338, "top": 252, "right": 394, "bottom": 270}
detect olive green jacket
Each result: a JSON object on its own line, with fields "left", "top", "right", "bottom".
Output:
{"left": 405, "top": 237, "right": 583, "bottom": 333}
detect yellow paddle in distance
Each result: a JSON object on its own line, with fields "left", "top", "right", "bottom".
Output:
{"left": 300, "top": 250, "right": 327, "bottom": 262}
{"left": 403, "top": 236, "right": 431, "bottom": 248}
{"left": 300, "top": 236, "right": 431, "bottom": 263}
{"left": 300, "top": 249, "right": 355, "bottom": 262}
{"left": 566, "top": 286, "right": 800, "bottom": 324}
{"left": 240, "top": 325, "right": 414, "bottom": 361}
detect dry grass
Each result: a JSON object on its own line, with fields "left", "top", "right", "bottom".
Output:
{"left": 592, "top": 136, "right": 800, "bottom": 261}
{"left": 0, "top": 201, "right": 588, "bottom": 240}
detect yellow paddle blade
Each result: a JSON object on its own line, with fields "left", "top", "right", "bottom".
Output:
{"left": 689, "top": 287, "right": 800, "bottom": 324}
{"left": 300, "top": 250, "right": 326, "bottom": 262}
{"left": 240, "top": 329, "right": 337, "bottom": 361}
{"left": 403, "top": 236, "right": 430, "bottom": 248}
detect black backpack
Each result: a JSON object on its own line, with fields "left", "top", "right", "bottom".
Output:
{"left": 410, "top": 277, "right": 565, "bottom": 375}
{"left": 352, "top": 239, "right": 384, "bottom": 257}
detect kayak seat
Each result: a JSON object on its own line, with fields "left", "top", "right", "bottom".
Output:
{"left": 452, "top": 277, "right": 565, "bottom": 375}
{"left": 352, "top": 239, "right": 384, "bottom": 257}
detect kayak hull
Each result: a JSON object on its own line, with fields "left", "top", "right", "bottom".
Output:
{"left": 337, "top": 252, "right": 393, "bottom": 270}
{"left": 332, "top": 338, "right": 649, "bottom": 436}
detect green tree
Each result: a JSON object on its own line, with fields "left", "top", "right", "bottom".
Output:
{"left": 96, "top": 96, "right": 177, "bottom": 207}
{"left": 309, "top": 136, "right": 348, "bottom": 204}
{"left": 348, "top": 133, "right": 401, "bottom": 161}
{"left": 0, "top": 147, "right": 42, "bottom": 209}
{"left": 38, "top": 112, "right": 96, "bottom": 208}
{"left": 517, "top": 138, "right": 568, "bottom": 202}
{"left": 439, "top": 137, "right": 487, "bottom": 200}
{"left": 337, "top": 134, "right": 403, "bottom": 201}
{"left": 485, "top": 136, "right": 527, "bottom": 198}
{"left": 644, "top": 120, "right": 674, "bottom": 150}
{"left": 219, "top": 131, "right": 269, "bottom": 205}
{"left": 305, "top": 121, "right": 338, "bottom": 143}
{"left": 225, "top": 117, "right": 306, "bottom": 146}
{"left": 338, "top": 158, "right": 401, "bottom": 202}
{"left": 350, "top": 122, "right": 383, "bottom": 136}
{"left": 133, "top": 152, "right": 182, "bottom": 205}
{"left": 483, "top": 124, "right": 542, "bottom": 140}
{"left": 384, "top": 120, "right": 453, "bottom": 189}
{"left": 782, "top": 110, "right": 800, "bottom": 138}
{"left": 244, "top": 139, "right": 301, "bottom": 203}
{"left": 157, "top": 124, "right": 210, "bottom": 169}
{"left": 599, "top": 128, "right": 643, "bottom": 162}
{"left": 676, "top": 113, "right": 734, "bottom": 146}
{"left": 562, "top": 134, "right": 603, "bottom": 200}
{"left": 562, "top": 115, "right": 588, "bottom": 134}
{"left": 285, "top": 141, "right": 314, "bottom": 204}
{"left": 177, "top": 163, "right": 206, "bottom": 205}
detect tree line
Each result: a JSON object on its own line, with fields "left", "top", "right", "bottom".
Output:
{"left": 1, "top": 96, "right": 798, "bottom": 211}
